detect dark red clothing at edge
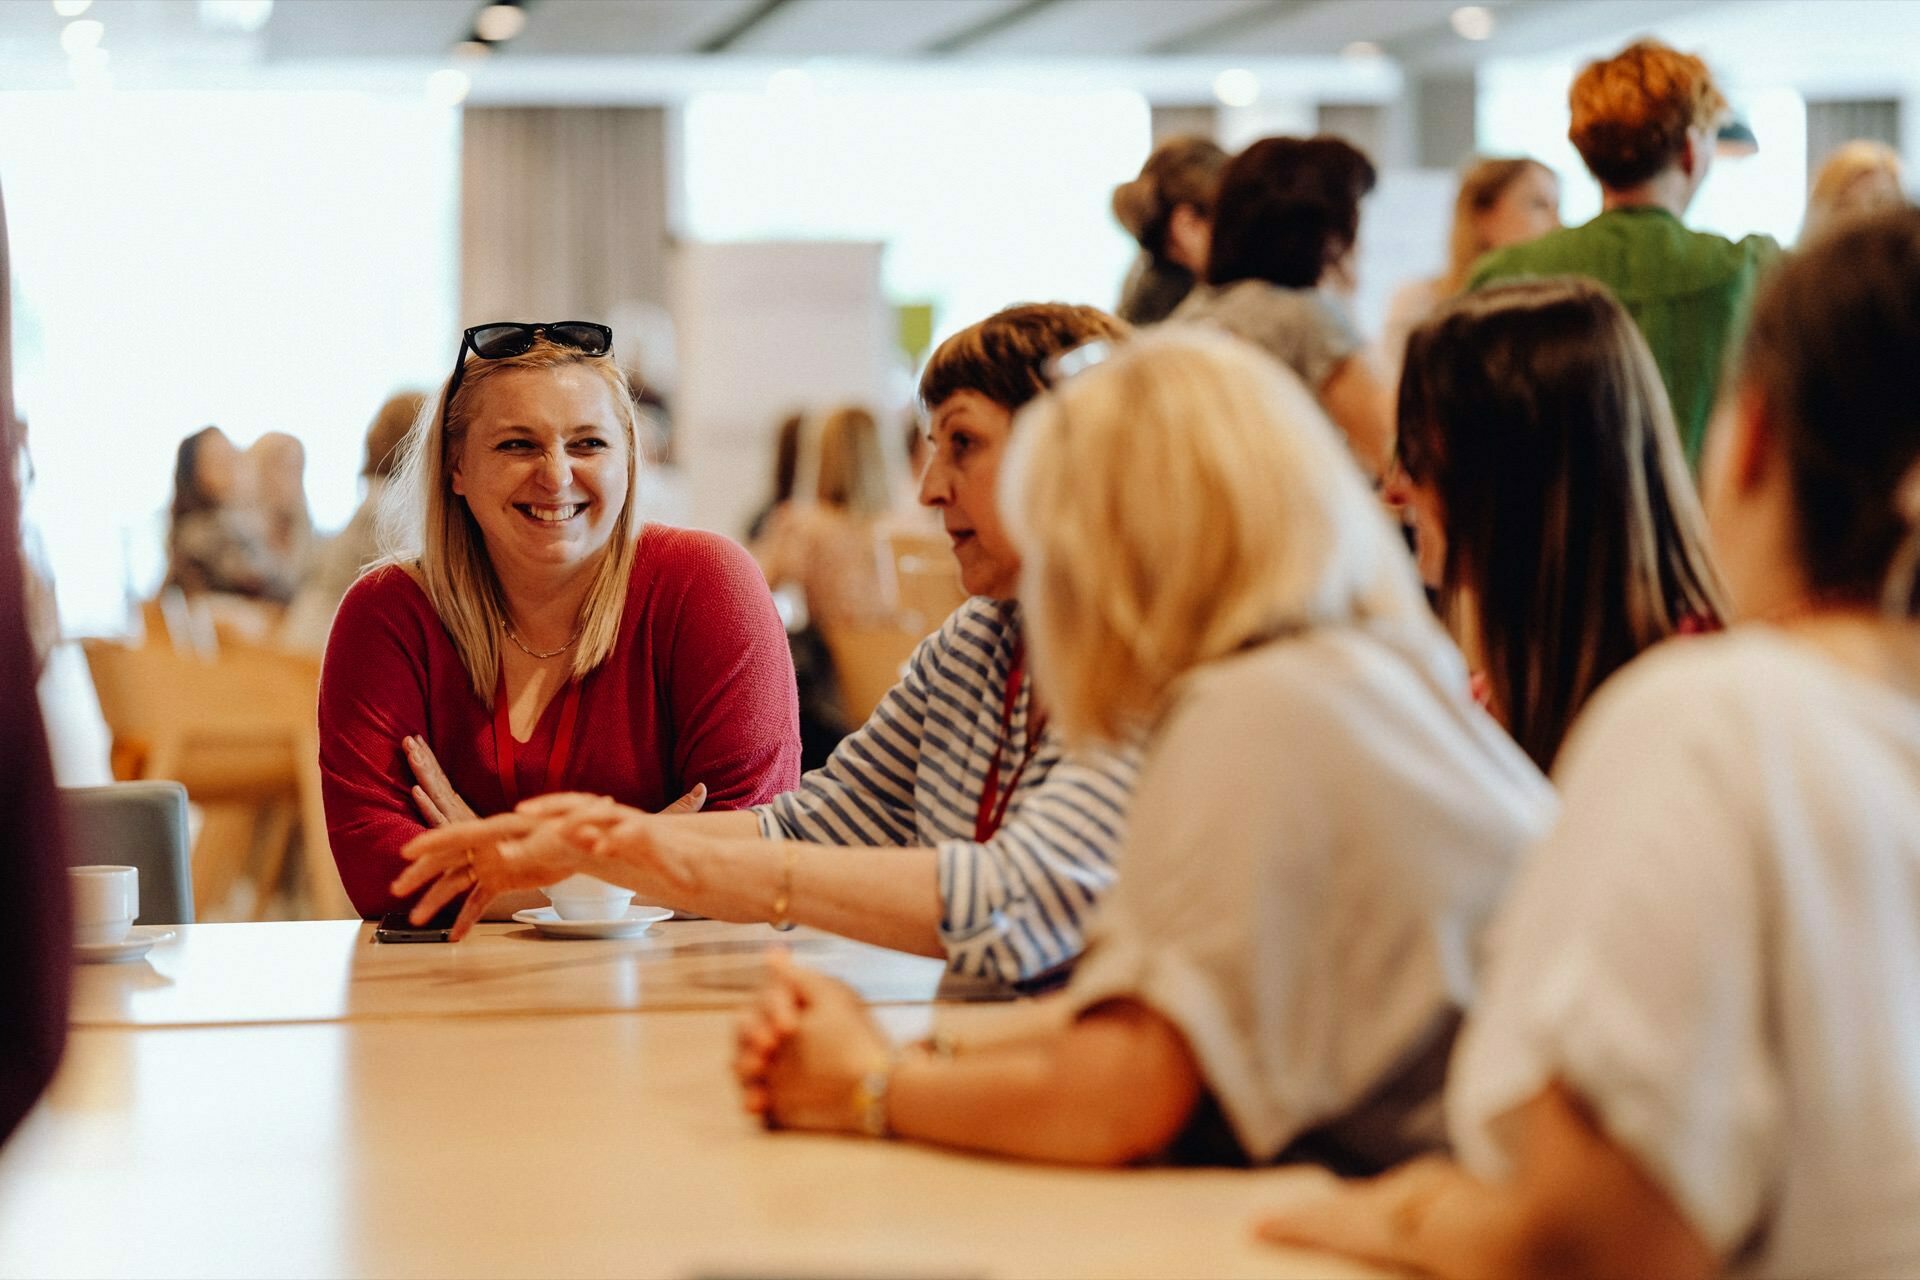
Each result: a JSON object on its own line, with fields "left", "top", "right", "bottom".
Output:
{"left": 0, "top": 178, "right": 72, "bottom": 1147}
{"left": 319, "top": 524, "right": 801, "bottom": 918}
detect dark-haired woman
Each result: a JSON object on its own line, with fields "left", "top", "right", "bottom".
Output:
{"left": 1261, "top": 208, "right": 1920, "bottom": 1280}
{"left": 1385, "top": 277, "right": 1725, "bottom": 770}
{"left": 163, "top": 425, "right": 298, "bottom": 603}
{"left": 1171, "top": 134, "right": 1396, "bottom": 478}
{"left": 1110, "top": 135, "right": 1227, "bottom": 325}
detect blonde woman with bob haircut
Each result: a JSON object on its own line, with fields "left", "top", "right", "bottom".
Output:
{"left": 319, "top": 322, "right": 800, "bottom": 919}
{"left": 727, "top": 330, "right": 1552, "bottom": 1169}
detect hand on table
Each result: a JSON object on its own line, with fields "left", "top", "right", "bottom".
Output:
{"left": 391, "top": 784, "right": 707, "bottom": 940}
{"left": 734, "top": 950, "right": 892, "bottom": 1134}
{"left": 1252, "top": 1155, "right": 1454, "bottom": 1268}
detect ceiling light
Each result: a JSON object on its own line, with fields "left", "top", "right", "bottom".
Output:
{"left": 1342, "top": 41, "right": 1383, "bottom": 59}
{"left": 51, "top": 0, "right": 93, "bottom": 17}
{"left": 197, "top": 0, "right": 274, "bottom": 32}
{"left": 426, "top": 68, "right": 471, "bottom": 108}
{"left": 1212, "top": 68, "right": 1260, "bottom": 108}
{"left": 1450, "top": 6, "right": 1495, "bottom": 40}
{"left": 473, "top": 3, "right": 526, "bottom": 43}
{"left": 60, "top": 18, "right": 104, "bottom": 55}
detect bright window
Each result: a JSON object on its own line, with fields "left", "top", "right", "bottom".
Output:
{"left": 2, "top": 91, "right": 459, "bottom": 634}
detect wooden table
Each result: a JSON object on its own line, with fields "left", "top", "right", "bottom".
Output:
{"left": 67, "top": 920, "right": 983, "bottom": 1028}
{"left": 2, "top": 922, "right": 1386, "bottom": 1279}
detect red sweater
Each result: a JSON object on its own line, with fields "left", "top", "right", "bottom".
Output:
{"left": 319, "top": 525, "right": 800, "bottom": 918}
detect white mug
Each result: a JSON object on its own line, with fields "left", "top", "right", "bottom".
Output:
{"left": 71, "top": 865, "right": 139, "bottom": 947}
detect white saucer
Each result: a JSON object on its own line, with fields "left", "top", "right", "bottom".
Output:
{"left": 74, "top": 926, "right": 176, "bottom": 964}
{"left": 512, "top": 905, "right": 672, "bottom": 939}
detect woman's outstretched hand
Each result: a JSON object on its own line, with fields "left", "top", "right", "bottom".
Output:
{"left": 734, "top": 950, "right": 892, "bottom": 1134}
{"left": 391, "top": 784, "right": 707, "bottom": 940}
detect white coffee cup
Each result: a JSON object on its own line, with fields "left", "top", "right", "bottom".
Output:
{"left": 543, "top": 873, "right": 633, "bottom": 921}
{"left": 71, "top": 865, "right": 139, "bottom": 947}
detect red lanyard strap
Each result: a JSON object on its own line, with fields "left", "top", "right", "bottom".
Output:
{"left": 491, "top": 666, "right": 584, "bottom": 808}
{"left": 974, "top": 644, "right": 1047, "bottom": 843}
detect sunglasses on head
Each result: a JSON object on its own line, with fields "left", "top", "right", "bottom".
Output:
{"left": 443, "top": 320, "right": 614, "bottom": 407}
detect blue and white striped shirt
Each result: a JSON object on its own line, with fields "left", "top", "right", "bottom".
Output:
{"left": 756, "top": 598, "right": 1139, "bottom": 985}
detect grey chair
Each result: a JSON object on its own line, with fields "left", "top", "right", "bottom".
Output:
{"left": 59, "top": 782, "right": 194, "bottom": 925}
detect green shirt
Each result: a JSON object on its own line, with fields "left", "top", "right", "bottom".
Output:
{"left": 1468, "top": 206, "right": 1779, "bottom": 467}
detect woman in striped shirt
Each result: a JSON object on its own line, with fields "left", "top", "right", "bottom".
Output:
{"left": 396, "top": 304, "right": 1139, "bottom": 988}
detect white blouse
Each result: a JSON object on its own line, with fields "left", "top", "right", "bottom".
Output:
{"left": 1451, "top": 628, "right": 1920, "bottom": 1278}
{"left": 1063, "top": 622, "right": 1554, "bottom": 1169}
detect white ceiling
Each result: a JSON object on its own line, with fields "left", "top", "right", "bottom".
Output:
{"left": 3, "top": 0, "right": 1917, "bottom": 99}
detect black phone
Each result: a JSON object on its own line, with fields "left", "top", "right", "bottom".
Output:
{"left": 373, "top": 902, "right": 462, "bottom": 943}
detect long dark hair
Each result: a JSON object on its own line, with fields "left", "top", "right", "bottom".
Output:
{"left": 1399, "top": 278, "right": 1727, "bottom": 769}
{"left": 1205, "top": 135, "right": 1377, "bottom": 290}
{"left": 1737, "top": 208, "right": 1920, "bottom": 610}
{"left": 169, "top": 426, "right": 227, "bottom": 523}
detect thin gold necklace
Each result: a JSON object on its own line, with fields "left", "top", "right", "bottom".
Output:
{"left": 501, "top": 617, "right": 581, "bottom": 661}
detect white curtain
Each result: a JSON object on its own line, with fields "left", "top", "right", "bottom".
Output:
{"left": 459, "top": 107, "right": 670, "bottom": 327}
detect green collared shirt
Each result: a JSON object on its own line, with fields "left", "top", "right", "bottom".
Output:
{"left": 1468, "top": 206, "right": 1780, "bottom": 467}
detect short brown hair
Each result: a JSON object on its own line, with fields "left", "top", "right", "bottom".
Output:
{"left": 1568, "top": 39, "right": 1726, "bottom": 189}
{"left": 917, "top": 303, "right": 1130, "bottom": 413}
{"left": 1205, "top": 135, "right": 1377, "bottom": 290}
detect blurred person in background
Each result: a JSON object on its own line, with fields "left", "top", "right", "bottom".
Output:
{"left": 244, "top": 431, "right": 315, "bottom": 593}
{"left": 745, "top": 411, "right": 804, "bottom": 544}
{"left": 754, "top": 405, "right": 897, "bottom": 769}
{"left": 394, "top": 305, "right": 1140, "bottom": 991}
{"left": 320, "top": 323, "right": 799, "bottom": 919}
{"left": 1261, "top": 207, "right": 1920, "bottom": 1280}
{"left": 1470, "top": 39, "right": 1778, "bottom": 469}
{"left": 282, "top": 390, "right": 425, "bottom": 652}
{"left": 1803, "top": 140, "right": 1906, "bottom": 243}
{"left": 164, "top": 425, "right": 297, "bottom": 604}
{"left": 729, "top": 330, "right": 1551, "bottom": 1167}
{"left": 0, "top": 177, "right": 72, "bottom": 1149}
{"left": 13, "top": 415, "right": 58, "bottom": 672}
{"left": 1171, "top": 135, "right": 1397, "bottom": 480}
{"left": 1111, "top": 135, "right": 1228, "bottom": 325}
{"left": 1379, "top": 157, "right": 1561, "bottom": 376}
{"left": 1388, "top": 279, "right": 1726, "bottom": 772}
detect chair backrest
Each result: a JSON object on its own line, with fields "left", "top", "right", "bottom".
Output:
{"left": 59, "top": 781, "right": 194, "bottom": 925}
{"left": 819, "top": 623, "right": 924, "bottom": 727}
{"left": 886, "top": 530, "right": 966, "bottom": 634}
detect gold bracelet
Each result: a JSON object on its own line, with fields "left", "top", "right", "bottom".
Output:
{"left": 851, "top": 1051, "right": 898, "bottom": 1138}
{"left": 770, "top": 841, "right": 798, "bottom": 932}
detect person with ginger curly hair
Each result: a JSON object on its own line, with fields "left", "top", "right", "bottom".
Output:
{"left": 1470, "top": 39, "right": 1779, "bottom": 469}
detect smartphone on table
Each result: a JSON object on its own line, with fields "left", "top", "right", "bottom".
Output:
{"left": 373, "top": 900, "right": 464, "bottom": 943}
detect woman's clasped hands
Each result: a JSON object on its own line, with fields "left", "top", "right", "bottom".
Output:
{"left": 389, "top": 780, "right": 707, "bottom": 939}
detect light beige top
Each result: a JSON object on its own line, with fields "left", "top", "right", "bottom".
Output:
{"left": 1066, "top": 626, "right": 1554, "bottom": 1169}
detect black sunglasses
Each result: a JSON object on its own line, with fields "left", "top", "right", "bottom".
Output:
{"left": 443, "top": 320, "right": 614, "bottom": 407}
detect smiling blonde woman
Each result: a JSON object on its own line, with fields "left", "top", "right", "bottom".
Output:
{"left": 318, "top": 323, "right": 800, "bottom": 919}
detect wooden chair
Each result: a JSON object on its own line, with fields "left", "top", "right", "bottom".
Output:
{"left": 80, "top": 636, "right": 349, "bottom": 920}
{"left": 818, "top": 622, "right": 925, "bottom": 726}
{"left": 886, "top": 530, "right": 967, "bottom": 632}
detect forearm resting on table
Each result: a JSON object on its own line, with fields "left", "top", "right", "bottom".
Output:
{"left": 888, "top": 1001, "right": 1202, "bottom": 1166}
{"left": 596, "top": 814, "right": 946, "bottom": 959}
{"left": 1291, "top": 1086, "right": 1717, "bottom": 1280}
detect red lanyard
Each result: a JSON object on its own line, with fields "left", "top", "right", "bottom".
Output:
{"left": 491, "top": 666, "right": 584, "bottom": 808}
{"left": 975, "top": 643, "right": 1047, "bottom": 842}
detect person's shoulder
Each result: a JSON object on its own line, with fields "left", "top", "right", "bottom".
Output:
{"left": 633, "top": 523, "right": 761, "bottom": 590}
{"left": 1560, "top": 629, "right": 1803, "bottom": 764}
{"left": 1469, "top": 227, "right": 1579, "bottom": 286}
{"left": 336, "top": 561, "right": 428, "bottom": 616}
